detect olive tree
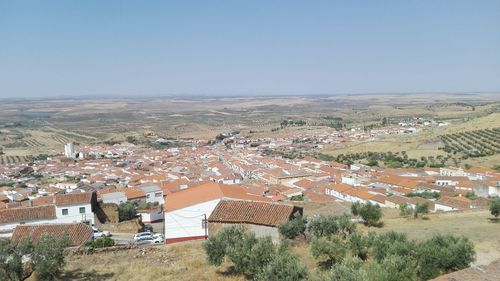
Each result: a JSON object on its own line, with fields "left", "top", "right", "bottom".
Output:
{"left": 367, "top": 255, "right": 417, "bottom": 281}
{"left": 278, "top": 214, "right": 307, "bottom": 240}
{"left": 490, "top": 197, "right": 500, "bottom": 218}
{"left": 203, "top": 225, "right": 276, "bottom": 277}
{"left": 307, "top": 214, "right": 356, "bottom": 238}
{"left": 0, "top": 234, "right": 69, "bottom": 281}
{"left": 254, "top": 252, "right": 308, "bottom": 281}
{"left": 413, "top": 202, "right": 429, "bottom": 219}
{"left": 357, "top": 202, "right": 383, "bottom": 227}
{"left": 328, "top": 257, "right": 365, "bottom": 281}
{"left": 416, "top": 234, "right": 475, "bottom": 280}
{"left": 310, "top": 235, "right": 348, "bottom": 266}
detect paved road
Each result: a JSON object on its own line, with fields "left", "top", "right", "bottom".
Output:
{"left": 107, "top": 221, "right": 164, "bottom": 245}
{"left": 110, "top": 232, "right": 134, "bottom": 245}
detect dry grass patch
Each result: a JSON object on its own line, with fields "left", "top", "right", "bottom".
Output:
{"left": 63, "top": 241, "right": 245, "bottom": 281}
{"left": 361, "top": 209, "right": 500, "bottom": 266}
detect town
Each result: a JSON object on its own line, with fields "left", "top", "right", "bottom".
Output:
{"left": 1, "top": 122, "right": 499, "bottom": 237}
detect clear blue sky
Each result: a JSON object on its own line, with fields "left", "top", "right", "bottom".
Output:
{"left": 1, "top": 0, "right": 499, "bottom": 98}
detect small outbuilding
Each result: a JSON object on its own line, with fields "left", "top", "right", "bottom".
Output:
{"left": 11, "top": 223, "right": 93, "bottom": 247}
{"left": 208, "top": 200, "right": 303, "bottom": 242}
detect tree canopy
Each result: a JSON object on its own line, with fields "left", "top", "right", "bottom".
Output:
{"left": 490, "top": 197, "right": 500, "bottom": 218}
{"left": 0, "top": 234, "right": 69, "bottom": 281}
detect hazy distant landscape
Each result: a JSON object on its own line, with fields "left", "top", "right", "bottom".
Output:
{"left": 1, "top": 93, "right": 499, "bottom": 168}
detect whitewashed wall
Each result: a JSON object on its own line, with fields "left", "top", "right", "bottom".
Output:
{"left": 55, "top": 203, "right": 94, "bottom": 225}
{"left": 164, "top": 199, "right": 220, "bottom": 240}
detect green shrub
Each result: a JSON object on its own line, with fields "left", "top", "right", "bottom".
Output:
{"left": 87, "top": 237, "right": 115, "bottom": 249}
{"left": 489, "top": 197, "right": 500, "bottom": 218}
{"left": 367, "top": 255, "right": 417, "bottom": 281}
{"left": 357, "top": 202, "right": 383, "bottom": 226}
{"left": 310, "top": 235, "right": 347, "bottom": 266}
{"left": 278, "top": 215, "right": 307, "bottom": 240}
{"left": 371, "top": 231, "right": 415, "bottom": 262}
{"left": 328, "top": 257, "right": 365, "bottom": 281}
{"left": 203, "top": 225, "right": 277, "bottom": 277}
{"left": 416, "top": 234, "right": 475, "bottom": 280}
{"left": 255, "top": 252, "right": 308, "bottom": 281}
{"left": 307, "top": 214, "right": 356, "bottom": 238}
{"left": 117, "top": 201, "right": 137, "bottom": 221}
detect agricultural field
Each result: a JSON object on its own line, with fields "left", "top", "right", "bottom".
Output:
{"left": 0, "top": 94, "right": 499, "bottom": 164}
{"left": 323, "top": 112, "right": 500, "bottom": 169}
{"left": 0, "top": 155, "right": 29, "bottom": 165}
{"left": 440, "top": 128, "right": 500, "bottom": 158}
{"left": 364, "top": 209, "right": 500, "bottom": 266}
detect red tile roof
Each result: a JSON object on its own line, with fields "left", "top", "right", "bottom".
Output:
{"left": 122, "top": 188, "right": 146, "bottom": 200}
{"left": 436, "top": 196, "right": 471, "bottom": 210}
{"left": 385, "top": 195, "right": 411, "bottom": 205}
{"left": 55, "top": 192, "right": 95, "bottom": 206}
{"left": 11, "top": 223, "right": 93, "bottom": 246}
{"left": 208, "top": 200, "right": 302, "bottom": 227}
{"left": 328, "top": 183, "right": 353, "bottom": 193}
{"left": 31, "top": 196, "right": 55, "bottom": 207}
{"left": 164, "top": 182, "right": 271, "bottom": 212}
{"left": 0, "top": 205, "right": 56, "bottom": 224}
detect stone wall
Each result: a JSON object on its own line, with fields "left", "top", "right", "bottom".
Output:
{"left": 208, "top": 223, "right": 279, "bottom": 242}
{"left": 97, "top": 218, "right": 144, "bottom": 233}
{"left": 94, "top": 203, "right": 119, "bottom": 224}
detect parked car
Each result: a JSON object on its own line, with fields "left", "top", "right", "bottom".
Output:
{"left": 92, "top": 227, "right": 111, "bottom": 238}
{"left": 133, "top": 232, "right": 153, "bottom": 241}
{"left": 152, "top": 233, "right": 164, "bottom": 244}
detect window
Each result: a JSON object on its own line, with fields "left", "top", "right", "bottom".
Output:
{"left": 62, "top": 209, "right": 68, "bottom": 215}
{"left": 146, "top": 194, "right": 151, "bottom": 199}
{"left": 154, "top": 192, "right": 162, "bottom": 198}
{"left": 79, "top": 207, "right": 85, "bottom": 214}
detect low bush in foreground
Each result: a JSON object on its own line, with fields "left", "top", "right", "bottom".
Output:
{"left": 206, "top": 218, "right": 476, "bottom": 281}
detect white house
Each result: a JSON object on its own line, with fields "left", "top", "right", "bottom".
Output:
{"left": 163, "top": 182, "right": 270, "bottom": 244}
{"left": 54, "top": 192, "right": 96, "bottom": 225}
{"left": 434, "top": 202, "right": 458, "bottom": 212}
{"left": 325, "top": 183, "right": 352, "bottom": 200}
{"left": 140, "top": 185, "right": 164, "bottom": 205}
{"left": 138, "top": 205, "right": 164, "bottom": 223}
{"left": 55, "top": 181, "right": 83, "bottom": 192}
{"left": 101, "top": 191, "right": 127, "bottom": 205}
{"left": 487, "top": 181, "right": 500, "bottom": 197}
{"left": 440, "top": 167, "right": 468, "bottom": 177}
{"left": 0, "top": 205, "right": 57, "bottom": 234}
{"left": 350, "top": 164, "right": 370, "bottom": 171}
{"left": 435, "top": 179, "right": 459, "bottom": 186}
{"left": 0, "top": 192, "right": 97, "bottom": 235}
{"left": 341, "top": 176, "right": 363, "bottom": 187}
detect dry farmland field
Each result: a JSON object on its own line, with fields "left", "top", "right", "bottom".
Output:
{"left": 362, "top": 209, "right": 500, "bottom": 266}
{"left": 0, "top": 93, "right": 499, "bottom": 165}
{"left": 322, "top": 112, "right": 500, "bottom": 168}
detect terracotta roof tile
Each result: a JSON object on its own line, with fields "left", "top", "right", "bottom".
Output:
{"left": 164, "top": 182, "right": 271, "bottom": 212}
{"left": 0, "top": 205, "right": 56, "bottom": 224}
{"left": 55, "top": 192, "right": 95, "bottom": 206}
{"left": 122, "top": 188, "right": 146, "bottom": 200}
{"left": 11, "top": 223, "right": 93, "bottom": 247}
{"left": 386, "top": 195, "right": 411, "bottom": 205}
{"left": 208, "top": 200, "right": 302, "bottom": 227}
{"left": 31, "top": 196, "right": 55, "bottom": 206}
